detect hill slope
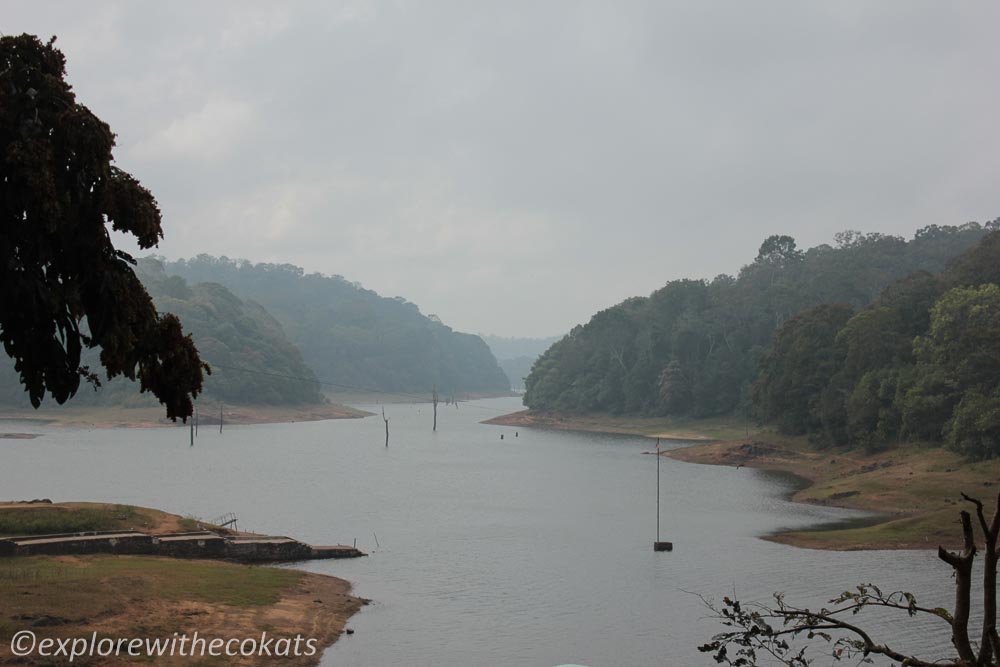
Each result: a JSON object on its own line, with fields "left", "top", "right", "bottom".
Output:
{"left": 163, "top": 256, "right": 510, "bottom": 395}
{"left": 0, "top": 259, "right": 323, "bottom": 408}
{"left": 524, "top": 221, "right": 997, "bottom": 417}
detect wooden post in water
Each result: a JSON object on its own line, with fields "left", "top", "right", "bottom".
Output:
{"left": 382, "top": 407, "right": 390, "bottom": 447}
{"left": 219, "top": 403, "right": 224, "bottom": 434}
{"left": 654, "top": 438, "right": 673, "bottom": 552}
{"left": 432, "top": 385, "right": 438, "bottom": 431}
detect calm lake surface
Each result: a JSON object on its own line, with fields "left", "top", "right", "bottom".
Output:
{"left": 0, "top": 397, "right": 961, "bottom": 666}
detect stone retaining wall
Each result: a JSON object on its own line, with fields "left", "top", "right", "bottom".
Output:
{"left": 0, "top": 531, "right": 364, "bottom": 562}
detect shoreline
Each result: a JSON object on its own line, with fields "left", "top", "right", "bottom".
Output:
{"left": 0, "top": 502, "right": 364, "bottom": 666}
{"left": 483, "top": 409, "right": 739, "bottom": 441}
{"left": 0, "top": 391, "right": 517, "bottom": 429}
{"left": 0, "top": 401, "right": 371, "bottom": 429}
{"left": 489, "top": 409, "right": 1000, "bottom": 551}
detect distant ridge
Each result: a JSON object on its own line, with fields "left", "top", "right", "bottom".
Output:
{"left": 163, "top": 255, "right": 510, "bottom": 395}
{"left": 0, "top": 257, "right": 323, "bottom": 408}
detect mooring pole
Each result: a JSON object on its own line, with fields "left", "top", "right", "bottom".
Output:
{"left": 654, "top": 437, "right": 672, "bottom": 552}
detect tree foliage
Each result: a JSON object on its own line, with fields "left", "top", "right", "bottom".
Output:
{"left": 753, "top": 304, "right": 854, "bottom": 436}
{"left": 162, "top": 256, "right": 510, "bottom": 395}
{"left": 0, "top": 260, "right": 322, "bottom": 407}
{"left": 524, "top": 222, "right": 994, "bottom": 420}
{"left": 755, "top": 230, "right": 1000, "bottom": 457}
{"left": 0, "top": 34, "right": 206, "bottom": 420}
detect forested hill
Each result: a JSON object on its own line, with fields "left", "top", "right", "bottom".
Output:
{"left": 754, "top": 229, "right": 1000, "bottom": 458}
{"left": 0, "top": 259, "right": 323, "bottom": 407}
{"left": 524, "top": 221, "right": 998, "bottom": 418}
{"left": 161, "top": 256, "right": 511, "bottom": 395}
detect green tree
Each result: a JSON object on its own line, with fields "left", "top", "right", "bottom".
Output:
{"left": 946, "top": 390, "right": 1000, "bottom": 460}
{"left": 752, "top": 304, "right": 854, "bottom": 435}
{"left": 914, "top": 284, "right": 1000, "bottom": 393}
{"left": 755, "top": 234, "right": 804, "bottom": 265}
{"left": 0, "top": 35, "right": 206, "bottom": 420}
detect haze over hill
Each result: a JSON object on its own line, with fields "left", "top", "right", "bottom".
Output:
{"left": 0, "top": 258, "right": 323, "bottom": 408}
{"left": 0, "top": 257, "right": 512, "bottom": 410}
{"left": 163, "top": 256, "right": 510, "bottom": 396}
{"left": 481, "top": 335, "right": 561, "bottom": 392}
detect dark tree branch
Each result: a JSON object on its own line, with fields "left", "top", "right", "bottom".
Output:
{"left": 937, "top": 511, "right": 976, "bottom": 664}
{"left": 702, "top": 502, "right": 1000, "bottom": 667}
{"left": 964, "top": 492, "right": 1000, "bottom": 665}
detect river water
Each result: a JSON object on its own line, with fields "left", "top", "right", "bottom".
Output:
{"left": 0, "top": 397, "right": 962, "bottom": 666}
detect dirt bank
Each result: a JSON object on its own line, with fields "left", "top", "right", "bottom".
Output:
{"left": 488, "top": 410, "right": 1000, "bottom": 551}
{"left": 484, "top": 409, "right": 742, "bottom": 440}
{"left": 666, "top": 436, "right": 1000, "bottom": 551}
{"left": 0, "top": 555, "right": 364, "bottom": 666}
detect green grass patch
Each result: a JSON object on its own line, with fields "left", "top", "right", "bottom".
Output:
{"left": 0, "top": 504, "right": 143, "bottom": 537}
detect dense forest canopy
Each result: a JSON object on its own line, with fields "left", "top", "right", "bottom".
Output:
{"left": 755, "top": 229, "right": 1000, "bottom": 458}
{"left": 162, "top": 256, "right": 510, "bottom": 395}
{"left": 0, "top": 259, "right": 322, "bottom": 407}
{"left": 524, "top": 221, "right": 999, "bottom": 429}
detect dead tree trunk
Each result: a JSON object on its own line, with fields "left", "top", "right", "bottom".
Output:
{"left": 432, "top": 385, "right": 438, "bottom": 432}
{"left": 938, "top": 510, "right": 978, "bottom": 664}
{"left": 964, "top": 492, "right": 1000, "bottom": 664}
{"left": 382, "top": 407, "right": 389, "bottom": 447}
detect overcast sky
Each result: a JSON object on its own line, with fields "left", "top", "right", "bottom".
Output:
{"left": 4, "top": 2, "right": 1000, "bottom": 337}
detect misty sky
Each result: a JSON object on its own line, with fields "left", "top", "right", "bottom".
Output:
{"left": 4, "top": 2, "right": 1000, "bottom": 337}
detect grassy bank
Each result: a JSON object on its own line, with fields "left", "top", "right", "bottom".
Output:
{"left": 0, "top": 502, "right": 363, "bottom": 665}
{"left": 490, "top": 409, "right": 1000, "bottom": 551}
{"left": 0, "top": 401, "right": 370, "bottom": 429}
{"left": 0, "top": 502, "right": 209, "bottom": 538}
{"left": 0, "top": 555, "right": 363, "bottom": 666}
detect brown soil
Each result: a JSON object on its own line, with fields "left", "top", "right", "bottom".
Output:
{"left": 0, "top": 557, "right": 364, "bottom": 666}
{"left": 665, "top": 437, "right": 1000, "bottom": 551}
{"left": 483, "top": 410, "right": 716, "bottom": 440}
{"left": 101, "top": 571, "right": 365, "bottom": 667}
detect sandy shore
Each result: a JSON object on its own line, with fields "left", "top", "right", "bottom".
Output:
{"left": 484, "top": 409, "right": 729, "bottom": 440}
